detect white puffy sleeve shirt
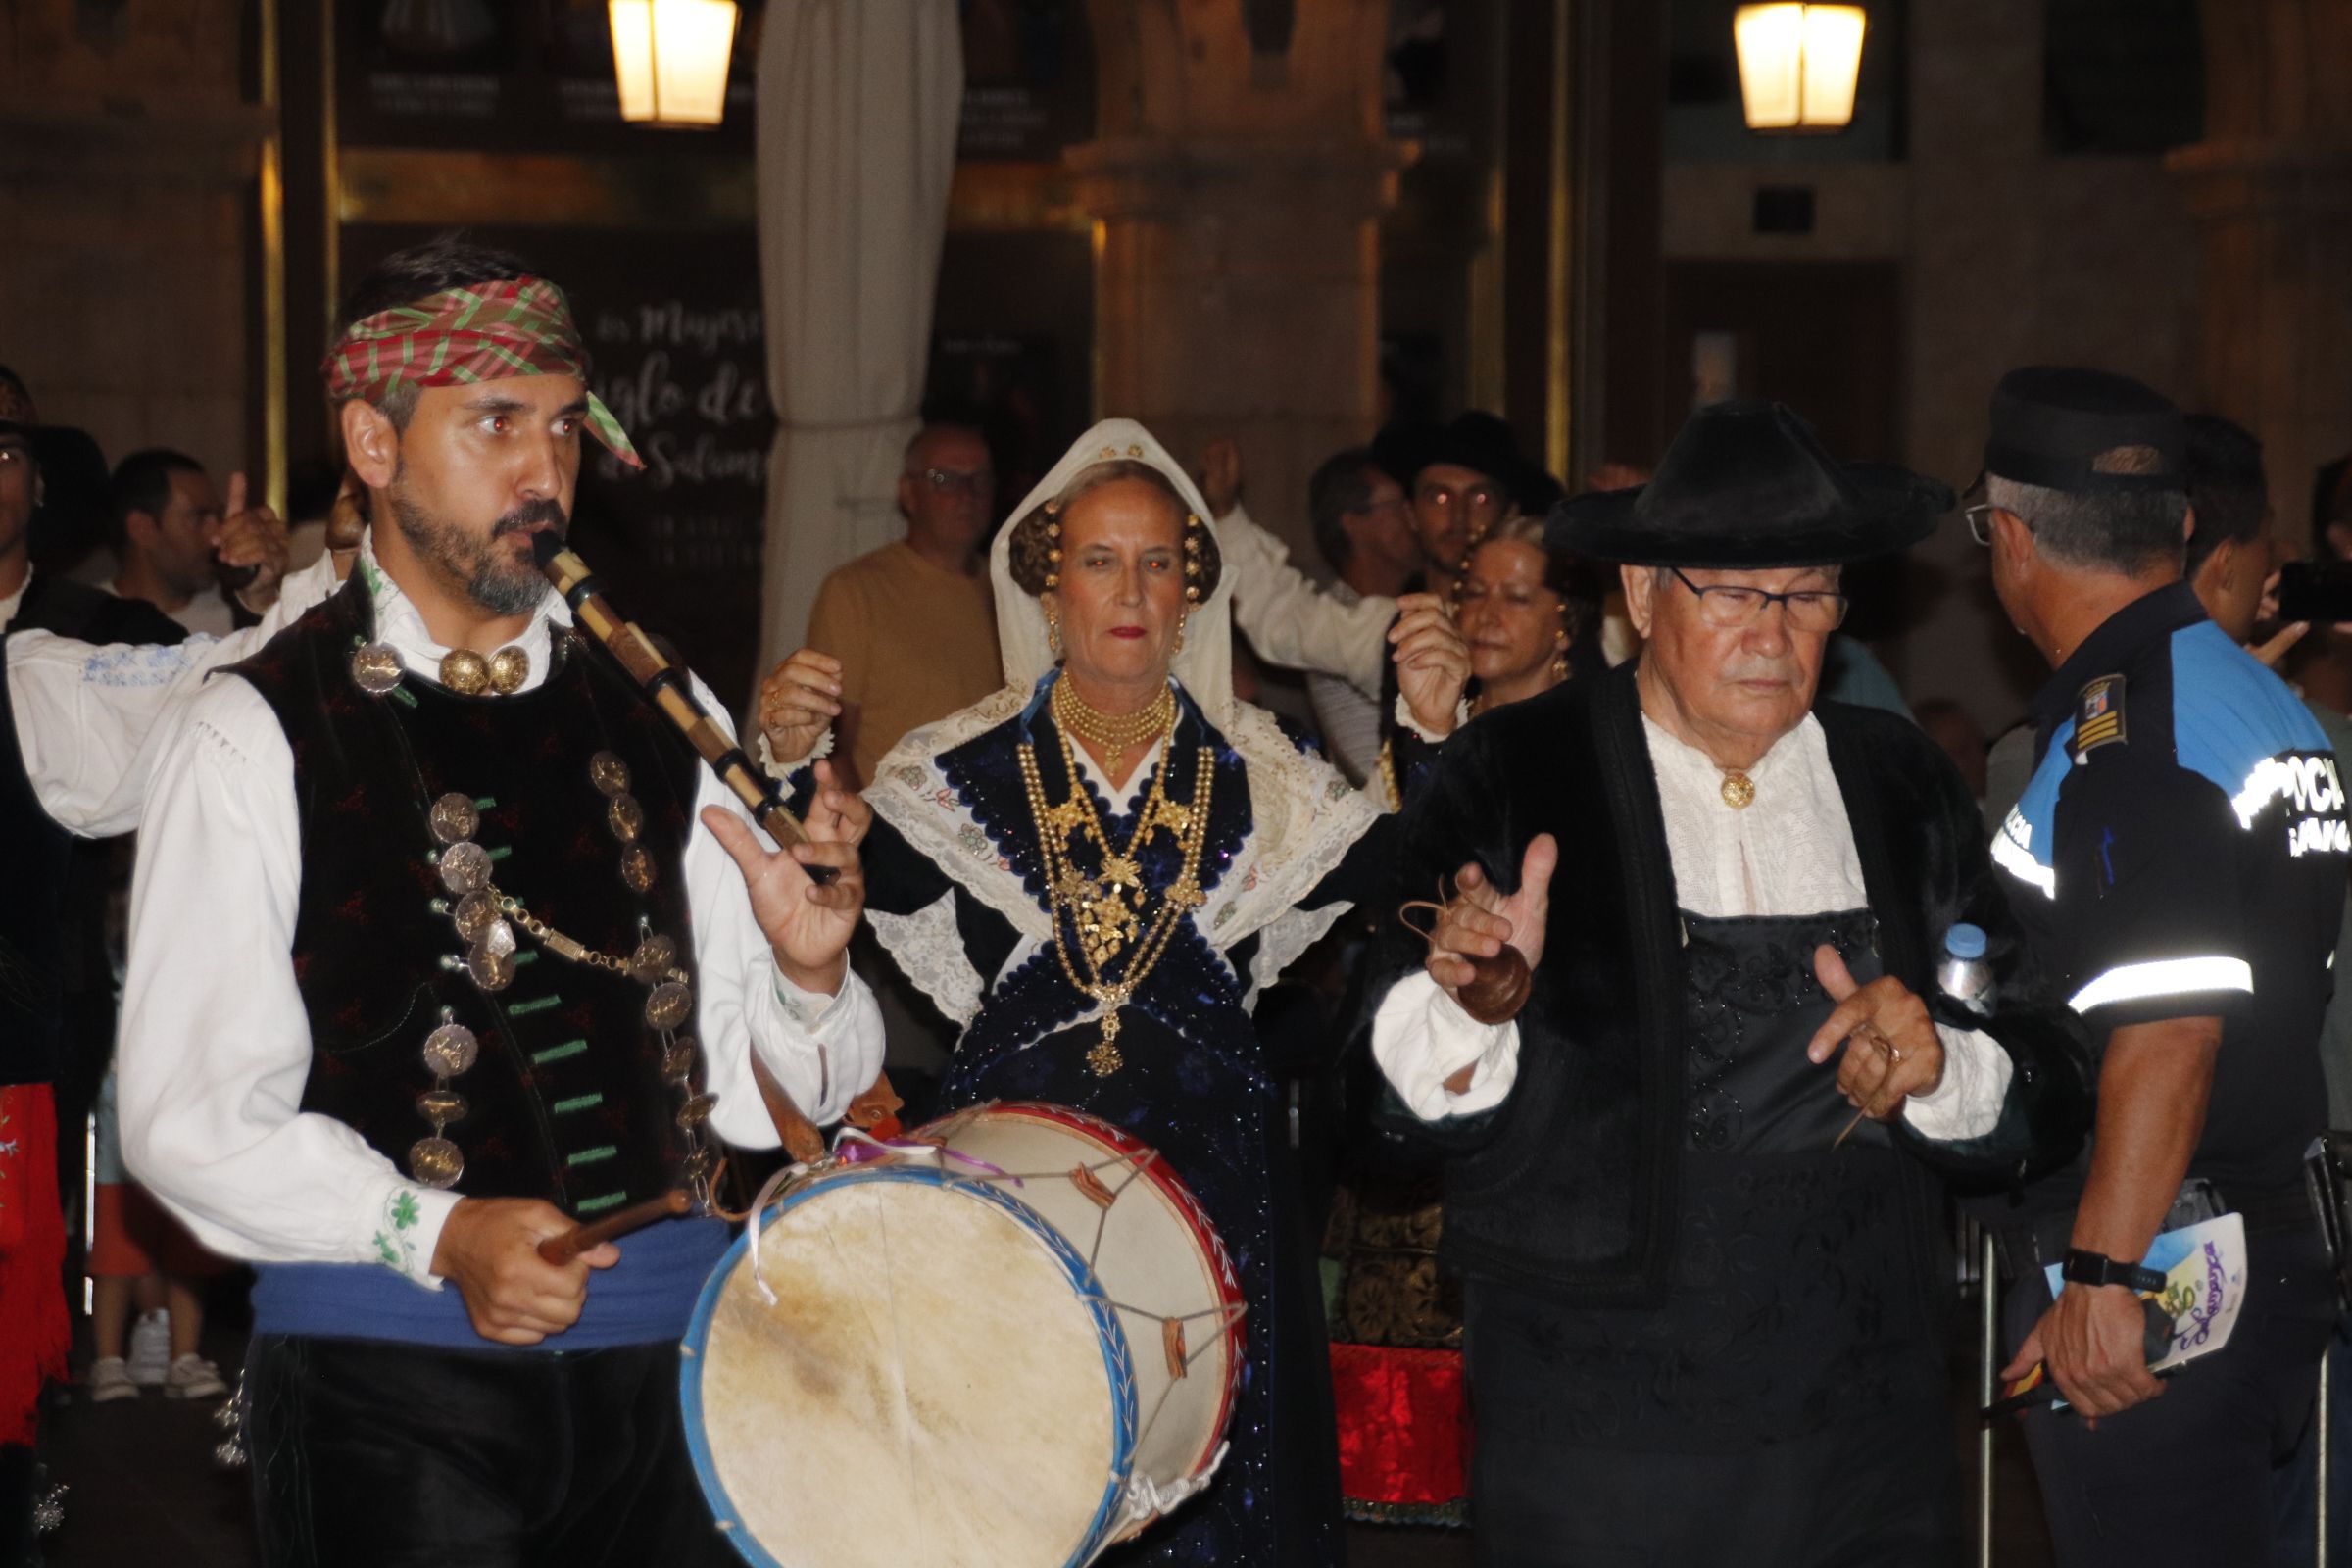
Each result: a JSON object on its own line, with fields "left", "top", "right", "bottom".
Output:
{"left": 117, "top": 551, "right": 884, "bottom": 1288}
{"left": 1373, "top": 712, "right": 2010, "bottom": 1139}
{"left": 6, "top": 553, "right": 342, "bottom": 836}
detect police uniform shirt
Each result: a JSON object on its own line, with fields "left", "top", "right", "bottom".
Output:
{"left": 1994, "top": 580, "right": 2349, "bottom": 1200}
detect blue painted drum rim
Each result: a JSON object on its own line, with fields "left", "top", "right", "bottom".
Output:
{"left": 679, "top": 1164, "right": 1142, "bottom": 1568}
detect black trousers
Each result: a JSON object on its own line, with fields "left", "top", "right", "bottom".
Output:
{"left": 1467, "top": 1394, "right": 1957, "bottom": 1567}
{"left": 245, "top": 1334, "right": 733, "bottom": 1568}
{"left": 2008, "top": 1228, "right": 2335, "bottom": 1567}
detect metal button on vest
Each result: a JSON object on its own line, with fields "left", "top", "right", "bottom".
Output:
{"left": 644, "top": 979, "right": 693, "bottom": 1030}
{"left": 350, "top": 643, "right": 404, "bottom": 695}
{"left": 409, "top": 1136, "right": 464, "bottom": 1188}
{"left": 428, "top": 792, "right": 480, "bottom": 846}
{"left": 420, "top": 1022, "right": 478, "bottom": 1077}
{"left": 437, "top": 841, "right": 492, "bottom": 896}
{"left": 590, "top": 751, "right": 632, "bottom": 797}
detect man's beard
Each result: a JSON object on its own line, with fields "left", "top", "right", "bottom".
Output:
{"left": 389, "top": 486, "right": 566, "bottom": 616}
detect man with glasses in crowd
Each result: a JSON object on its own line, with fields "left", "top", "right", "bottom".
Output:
{"left": 1362, "top": 400, "right": 2089, "bottom": 1564}
{"left": 783, "top": 420, "right": 1001, "bottom": 790}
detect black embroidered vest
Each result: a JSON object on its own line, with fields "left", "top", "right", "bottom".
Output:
{"left": 227, "top": 580, "right": 708, "bottom": 1218}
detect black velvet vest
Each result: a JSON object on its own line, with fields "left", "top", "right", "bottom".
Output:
{"left": 227, "top": 580, "right": 707, "bottom": 1217}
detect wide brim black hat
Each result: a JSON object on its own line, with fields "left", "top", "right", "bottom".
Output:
{"left": 1546, "top": 400, "right": 1949, "bottom": 568}
{"left": 1373, "top": 412, "right": 1563, "bottom": 516}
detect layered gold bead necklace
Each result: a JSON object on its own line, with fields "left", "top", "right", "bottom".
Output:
{"left": 1019, "top": 677, "right": 1211, "bottom": 1077}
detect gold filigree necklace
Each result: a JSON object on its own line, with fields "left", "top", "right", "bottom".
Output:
{"left": 1052, "top": 678, "right": 1177, "bottom": 777}
{"left": 1018, "top": 686, "right": 1213, "bottom": 1077}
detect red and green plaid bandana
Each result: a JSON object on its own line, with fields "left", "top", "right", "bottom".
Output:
{"left": 321, "top": 275, "right": 643, "bottom": 468}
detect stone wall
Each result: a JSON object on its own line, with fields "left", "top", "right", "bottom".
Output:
{"left": 0, "top": 1, "right": 264, "bottom": 487}
{"left": 1659, "top": 0, "right": 2201, "bottom": 731}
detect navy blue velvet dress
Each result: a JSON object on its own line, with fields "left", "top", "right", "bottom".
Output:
{"left": 858, "top": 679, "right": 1389, "bottom": 1566}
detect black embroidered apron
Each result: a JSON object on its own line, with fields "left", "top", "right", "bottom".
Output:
{"left": 1470, "top": 908, "right": 1950, "bottom": 1455}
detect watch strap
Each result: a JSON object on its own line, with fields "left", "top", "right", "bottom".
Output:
{"left": 2062, "top": 1247, "right": 2168, "bottom": 1294}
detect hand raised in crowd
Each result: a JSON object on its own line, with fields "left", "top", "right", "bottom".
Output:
{"left": 702, "top": 758, "right": 867, "bottom": 995}
{"left": 2001, "top": 1283, "right": 2167, "bottom": 1424}
{"left": 758, "top": 648, "right": 844, "bottom": 766}
{"left": 216, "top": 470, "right": 292, "bottom": 610}
{"left": 1804, "top": 944, "right": 1944, "bottom": 1118}
{"left": 1390, "top": 591, "right": 1472, "bottom": 738}
{"left": 431, "top": 1196, "right": 618, "bottom": 1347}
{"left": 1194, "top": 437, "right": 1243, "bottom": 520}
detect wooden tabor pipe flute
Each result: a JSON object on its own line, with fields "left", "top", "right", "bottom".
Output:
{"left": 532, "top": 531, "right": 835, "bottom": 886}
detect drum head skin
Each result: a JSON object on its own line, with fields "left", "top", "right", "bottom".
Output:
{"left": 682, "top": 1168, "right": 1136, "bottom": 1568}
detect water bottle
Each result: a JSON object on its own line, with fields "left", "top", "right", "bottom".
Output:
{"left": 1935, "top": 922, "right": 1993, "bottom": 1017}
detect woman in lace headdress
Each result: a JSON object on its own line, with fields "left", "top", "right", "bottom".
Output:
{"left": 761, "top": 418, "right": 1469, "bottom": 1564}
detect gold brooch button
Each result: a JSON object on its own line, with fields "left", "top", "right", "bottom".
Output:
{"left": 439, "top": 648, "right": 490, "bottom": 696}
{"left": 486, "top": 645, "right": 530, "bottom": 694}
{"left": 619, "top": 843, "right": 657, "bottom": 894}
{"left": 608, "top": 794, "right": 645, "bottom": 844}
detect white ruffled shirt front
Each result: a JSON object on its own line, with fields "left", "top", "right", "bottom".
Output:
{"left": 1373, "top": 712, "right": 2010, "bottom": 1138}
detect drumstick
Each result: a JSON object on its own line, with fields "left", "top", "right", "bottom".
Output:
{"left": 537, "top": 1188, "right": 692, "bottom": 1264}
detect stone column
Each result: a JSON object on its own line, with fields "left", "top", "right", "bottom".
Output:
{"left": 2168, "top": 0, "right": 2352, "bottom": 523}
{"left": 1071, "top": 0, "right": 1407, "bottom": 558}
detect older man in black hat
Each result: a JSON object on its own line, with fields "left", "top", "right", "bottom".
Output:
{"left": 1363, "top": 401, "right": 2089, "bottom": 1564}
{"left": 1977, "top": 367, "right": 2346, "bottom": 1564}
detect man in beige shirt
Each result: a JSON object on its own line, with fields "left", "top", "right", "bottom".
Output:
{"left": 805, "top": 422, "right": 1000, "bottom": 787}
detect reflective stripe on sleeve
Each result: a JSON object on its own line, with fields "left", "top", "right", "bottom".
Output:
{"left": 1991, "top": 812, "right": 2056, "bottom": 898}
{"left": 2068, "top": 956, "right": 2253, "bottom": 1014}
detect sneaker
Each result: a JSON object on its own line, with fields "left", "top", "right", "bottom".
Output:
{"left": 164, "top": 1354, "right": 228, "bottom": 1401}
{"left": 125, "top": 1309, "right": 170, "bottom": 1386}
{"left": 87, "top": 1357, "right": 138, "bottom": 1403}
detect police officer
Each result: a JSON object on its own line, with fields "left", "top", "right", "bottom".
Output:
{"left": 1977, "top": 366, "right": 2348, "bottom": 1563}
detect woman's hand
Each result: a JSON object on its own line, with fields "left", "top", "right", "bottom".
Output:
{"left": 1391, "top": 592, "right": 1471, "bottom": 738}
{"left": 759, "top": 649, "right": 843, "bottom": 766}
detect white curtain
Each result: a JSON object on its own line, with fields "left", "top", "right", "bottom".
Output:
{"left": 753, "top": 0, "right": 963, "bottom": 697}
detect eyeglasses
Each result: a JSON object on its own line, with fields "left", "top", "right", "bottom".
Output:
{"left": 913, "top": 466, "right": 996, "bottom": 498}
{"left": 1964, "top": 503, "right": 1999, "bottom": 546}
{"left": 1669, "top": 566, "right": 1849, "bottom": 632}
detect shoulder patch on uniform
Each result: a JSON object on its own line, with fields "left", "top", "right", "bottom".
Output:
{"left": 2074, "top": 674, "right": 2127, "bottom": 756}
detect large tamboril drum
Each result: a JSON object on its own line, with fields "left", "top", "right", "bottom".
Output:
{"left": 680, "top": 1102, "right": 1247, "bottom": 1568}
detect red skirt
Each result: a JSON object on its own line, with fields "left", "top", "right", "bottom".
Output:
{"left": 0, "top": 1084, "right": 69, "bottom": 1446}
{"left": 1329, "top": 1342, "right": 1471, "bottom": 1526}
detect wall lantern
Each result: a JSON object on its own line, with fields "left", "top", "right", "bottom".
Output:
{"left": 1733, "top": 4, "right": 1866, "bottom": 132}
{"left": 610, "top": 0, "right": 741, "bottom": 128}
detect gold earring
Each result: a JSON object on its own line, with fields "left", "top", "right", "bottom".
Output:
{"left": 1550, "top": 626, "right": 1569, "bottom": 684}
{"left": 1046, "top": 608, "right": 1063, "bottom": 661}
{"left": 1173, "top": 615, "right": 1187, "bottom": 655}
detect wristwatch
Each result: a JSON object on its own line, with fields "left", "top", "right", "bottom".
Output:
{"left": 2061, "top": 1248, "right": 2168, "bottom": 1294}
